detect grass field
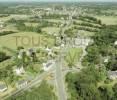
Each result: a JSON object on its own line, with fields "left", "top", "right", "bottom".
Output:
{"left": 0, "top": 32, "right": 55, "bottom": 50}
{"left": 42, "top": 27, "right": 60, "bottom": 34}
{"left": 95, "top": 16, "right": 117, "bottom": 25}
{"left": 65, "top": 48, "right": 83, "bottom": 67}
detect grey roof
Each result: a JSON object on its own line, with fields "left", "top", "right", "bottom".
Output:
{"left": 0, "top": 84, "right": 7, "bottom": 90}
{"left": 17, "top": 80, "right": 27, "bottom": 85}
{"left": 28, "top": 48, "right": 36, "bottom": 53}
{"left": 108, "top": 71, "right": 117, "bottom": 76}
{"left": 46, "top": 62, "right": 53, "bottom": 68}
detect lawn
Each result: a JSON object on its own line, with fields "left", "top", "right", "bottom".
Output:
{"left": 65, "top": 48, "right": 83, "bottom": 67}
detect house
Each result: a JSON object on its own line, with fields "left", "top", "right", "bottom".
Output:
{"left": 0, "top": 24, "right": 3, "bottom": 28}
{"left": 0, "top": 84, "right": 7, "bottom": 92}
{"left": 26, "top": 48, "right": 36, "bottom": 56}
{"left": 17, "top": 49, "right": 25, "bottom": 59}
{"left": 104, "top": 58, "right": 109, "bottom": 63}
{"left": 0, "top": 20, "right": 4, "bottom": 29}
{"left": 14, "top": 66, "right": 25, "bottom": 75}
{"left": 108, "top": 71, "right": 117, "bottom": 80}
{"left": 114, "top": 41, "right": 117, "bottom": 46}
{"left": 18, "top": 48, "right": 36, "bottom": 59}
{"left": 43, "top": 60, "right": 55, "bottom": 71}
{"left": 45, "top": 47, "right": 53, "bottom": 56}
{"left": 61, "top": 43, "right": 65, "bottom": 47}
{"left": 16, "top": 80, "right": 28, "bottom": 89}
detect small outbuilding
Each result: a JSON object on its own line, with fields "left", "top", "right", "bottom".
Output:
{"left": 16, "top": 80, "right": 28, "bottom": 89}
{"left": 0, "top": 84, "right": 7, "bottom": 92}
{"left": 43, "top": 60, "right": 55, "bottom": 71}
{"left": 108, "top": 71, "right": 117, "bottom": 80}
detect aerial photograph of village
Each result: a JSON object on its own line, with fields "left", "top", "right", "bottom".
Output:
{"left": 0, "top": 0, "right": 117, "bottom": 100}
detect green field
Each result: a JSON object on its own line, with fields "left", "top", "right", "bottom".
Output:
{"left": 95, "top": 16, "right": 117, "bottom": 25}
{"left": 65, "top": 48, "right": 83, "bottom": 67}
{"left": 0, "top": 32, "right": 55, "bottom": 50}
{"left": 42, "top": 27, "right": 60, "bottom": 34}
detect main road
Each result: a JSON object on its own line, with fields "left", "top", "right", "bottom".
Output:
{"left": 55, "top": 50, "right": 67, "bottom": 100}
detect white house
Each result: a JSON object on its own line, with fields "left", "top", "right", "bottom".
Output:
{"left": 108, "top": 71, "right": 117, "bottom": 80}
{"left": 17, "top": 49, "right": 25, "bottom": 59}
{"left": 43, "top": 60, "right": 55, "bottom": 71}
{"left": 45, "top": 47, "right": 52, "bottom": 52}
{"left": 104, "top": 58, "right": 109, "bottom": 63}
{"left": 114, "top": 41, "right": 117, "bottom": 46}
{"left": 0, "top": 24, "right": 3, "bottom": 28}
{"left": 45, "top": 47, "right": 53, "bottom": 56}
{"left": 14, "top": 66, "right": 25, "bottom": 75}
{"left": 0, "top": 20, "right": 4, "bottom": 28}
{"left": 61, "top": 43, "right": 65, "bottom": 47}
{"left": 16, "top": 80, "right": 28, "bottom": 89}
{"left": 26, "top": 48, "right": 36, "bottom": 56}
{"left": 0, "top": 84, "right": 7, "bottom": 92}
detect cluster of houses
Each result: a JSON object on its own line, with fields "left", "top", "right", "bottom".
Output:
{"left": 0, "top": 47, "right": 55, "bottom": 93}
{"left": 17, "top": 48, "right": 36, "bottom": 60}
{"left": 0, "top": 79, "right": 31, "bottom": 93}
{"left": 107, "top": 40, "right": 117, "bottom": 80}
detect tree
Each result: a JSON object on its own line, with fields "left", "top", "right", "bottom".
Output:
{"left": 98, "top": 86, "right": 113, "bottom": 100}
{"left": 112, "top": 83, "right": 117, "bottom": 99}
{"left": 66, "top": 65, "right": 107, "bottom": 100}
{"left": 0, "top": 51, "right": 10, "bottom": 62}
{"left": 8, "top": 81, "right": 57, "bottom": 100}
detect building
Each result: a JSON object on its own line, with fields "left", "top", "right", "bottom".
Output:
{"left": 16, "top": 80, "right": 28, "bottom": 89}
{"left": 0, "top": 84, "right": 7, "bottom": 92}
{"left": 17, "top": 49, "right": 25, "bottom": 59}
{"left": 108, "top": 71, "right": 117, "bottom": 80}
{"left": 18, "top": 48, "right": 36, "bottom": 59}
{"left": 43, "top": 60, "right": 55, "bottom": 71}
{"left": 26, "top": 48, "right": 36, "bottom": 56}
{"left": 14, "top": 66, "right": 25, "bottom": 75}
{"left": 114, "top": 41, "right": 117, "bottom": 46}
{"left": 0, "top": 20, "right": 4, "bottom": 29}
{"left": 45, "top": 47, "right": 53, "bottom": 56}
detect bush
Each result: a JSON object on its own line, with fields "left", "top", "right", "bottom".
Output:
{"left": 0, "top": 51, "right": 10, "bottom": 62}
{"left": 0, "top": 31, "right": 16, "bottom": 36}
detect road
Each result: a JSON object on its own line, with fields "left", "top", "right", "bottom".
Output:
{"left": 54, "top": 15, "right": 74, "bottom": 100}
{"left": 55, "top": 52, "right": 67, "bottom": 100}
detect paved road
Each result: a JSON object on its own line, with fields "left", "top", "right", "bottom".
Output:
{"left": 55, "top": 54, "right": 67, "bottom": 100}
{"left": 54, "top": 16, "right": 73, "bottom": 100}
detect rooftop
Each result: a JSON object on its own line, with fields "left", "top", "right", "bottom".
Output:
{"left": 0, "top": 84, "right": 7, "bottom": 90}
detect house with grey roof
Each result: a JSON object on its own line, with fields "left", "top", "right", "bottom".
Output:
{"left": 16, "top": 80, "right": 28, "bottom": 89}
{"left": 108, "top": 71, "right": 117, "bottom": 80}
{"left": 43, "top": 60, "right": 55, "bottom": 71}
{"left": 0, "top": 84, "right": 7, "bottom": 92}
